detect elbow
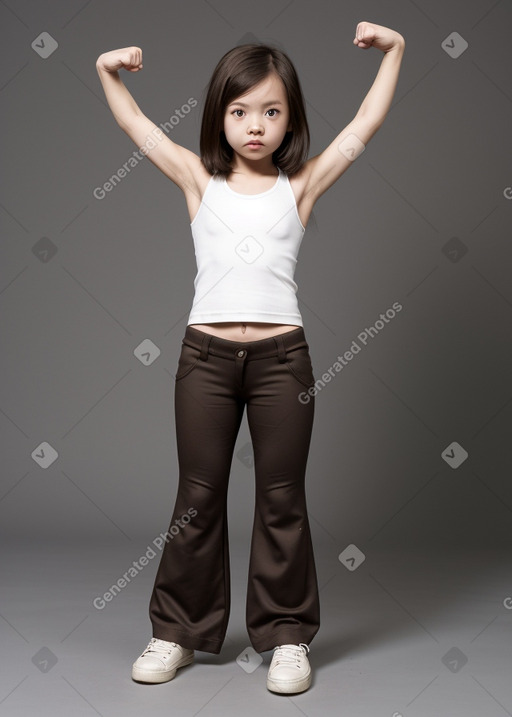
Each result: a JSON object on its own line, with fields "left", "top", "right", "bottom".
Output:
{"left": 354, "top": 113, "right": 383, "bottom": 142}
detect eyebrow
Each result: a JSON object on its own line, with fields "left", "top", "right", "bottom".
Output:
{"left": 229, "top": 100, "right": 283, "bottom": 108}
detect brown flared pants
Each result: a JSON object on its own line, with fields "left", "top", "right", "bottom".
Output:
{"left": 149, "top": 324, "right": 320, "bottom": 653}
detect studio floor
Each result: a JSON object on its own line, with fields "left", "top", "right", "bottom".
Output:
{"left": 1, "top": 538, "right": 510, "bottom": 717}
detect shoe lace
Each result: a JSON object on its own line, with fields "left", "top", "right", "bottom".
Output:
{"left": 142, "top": 638, "right": 178, "bottom": 657}
{"left": 272, "top": 643, "right": 310, "bottom": 668}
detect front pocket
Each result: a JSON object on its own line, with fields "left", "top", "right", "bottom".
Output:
{"left": 175, "top": 343, "right": 201, "bottom": 380}
{"left": 284, "top": 347, "right": 315, "bottom": 388}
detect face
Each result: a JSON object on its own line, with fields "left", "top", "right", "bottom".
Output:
{"left": 223, "top": 73, "right": 292, "bottom": 164}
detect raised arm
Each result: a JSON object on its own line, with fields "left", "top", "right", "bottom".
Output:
{"left": 301, "top": 22, "right": 405, "bottom": 204}
{"left": 96, "top": 47, "right": 201, "bottom": 194}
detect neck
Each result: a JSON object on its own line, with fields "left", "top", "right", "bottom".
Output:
{"left": 229, "top": 155, "right": 278, "bottom": 177}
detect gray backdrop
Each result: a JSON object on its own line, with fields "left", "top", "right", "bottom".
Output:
{"left": 1, "top": 0, "right": 511, "bottom": 714}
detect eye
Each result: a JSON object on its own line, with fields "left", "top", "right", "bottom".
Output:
{"left": 230, "top": 108, "right": 280, "bottom": 118}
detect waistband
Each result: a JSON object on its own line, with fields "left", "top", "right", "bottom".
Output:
{"left": 183, "top": 325, "right": 309, "bottom": 362}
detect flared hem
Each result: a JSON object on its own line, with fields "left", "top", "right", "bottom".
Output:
{"left": 152, "top": 626, "right": 224, "bottom": 654}
{"left": 248, "top": 625, "right": 320, "bottom": 653}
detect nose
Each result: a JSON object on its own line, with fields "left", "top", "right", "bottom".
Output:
{"left": 248, "top": 119, "right": 263, "bottom": 134}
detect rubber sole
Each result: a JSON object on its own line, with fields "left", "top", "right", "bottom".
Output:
{"left": 267, "top": 672, "right": 311, "bottom": 694}
{"left": 131, "top": 653, "right": 194, "bottom": 684}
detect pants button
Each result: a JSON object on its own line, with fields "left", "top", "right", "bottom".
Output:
{"left": 237, "top": 349, "right": 246, "bottom": 358}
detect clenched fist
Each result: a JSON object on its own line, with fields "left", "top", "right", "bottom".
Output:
{"left": 96, "top": 47, "right": 143, "bottom": 73}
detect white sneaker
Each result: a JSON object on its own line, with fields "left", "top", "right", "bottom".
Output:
{"left": 132, "top": 637, "right": 194, "bottom": 683}
{"left": 266, "top": 643, "right": 311, "bottom": 694}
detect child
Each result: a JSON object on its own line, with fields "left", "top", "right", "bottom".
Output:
{"left": 96, "top": 22, "right": 405, "bottom": 694}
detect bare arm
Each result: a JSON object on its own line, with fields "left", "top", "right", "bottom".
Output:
{"left": 355, "top": 41, "right": 405, "bottom": 126}
{"left": 96, "top": 47, "right": 201, "bottom": 193}
{"left": 96, "top": 53, "right": 144, "bottom": 127}
{"left": 301, "top": 22, "right": 405, "bottom": 204}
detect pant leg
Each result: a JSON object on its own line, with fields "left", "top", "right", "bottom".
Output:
{"left": 244, "top": 344, "right": 320, "bottom": 652}
{"left": 149, "top": 342, "right": 244, "bottom": 653}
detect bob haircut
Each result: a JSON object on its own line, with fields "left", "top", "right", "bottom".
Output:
{"left": 199, "top": 43, "right": 310, "bottom": 178}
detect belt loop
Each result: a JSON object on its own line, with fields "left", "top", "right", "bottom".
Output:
{"left": 200, "top": 333, "right": 212, "bottom": 361}
{"left": 274, "top": 334, "right": 287, "bottom": 363}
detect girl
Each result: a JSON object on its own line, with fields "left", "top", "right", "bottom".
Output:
{"left": 96, "top": 22, "right": 405, "bottom": 695}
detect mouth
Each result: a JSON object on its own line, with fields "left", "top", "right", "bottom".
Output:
{"left": 245, "top": 141, "right": 263, "bottom": 147}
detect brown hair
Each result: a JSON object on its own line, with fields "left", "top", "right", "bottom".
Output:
{"left": 199, "top": 43, "right": 309, "bottom": 178}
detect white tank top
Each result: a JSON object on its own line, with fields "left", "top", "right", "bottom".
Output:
{"left": 187, "top": 166, "right": 306, "bottom": 327}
